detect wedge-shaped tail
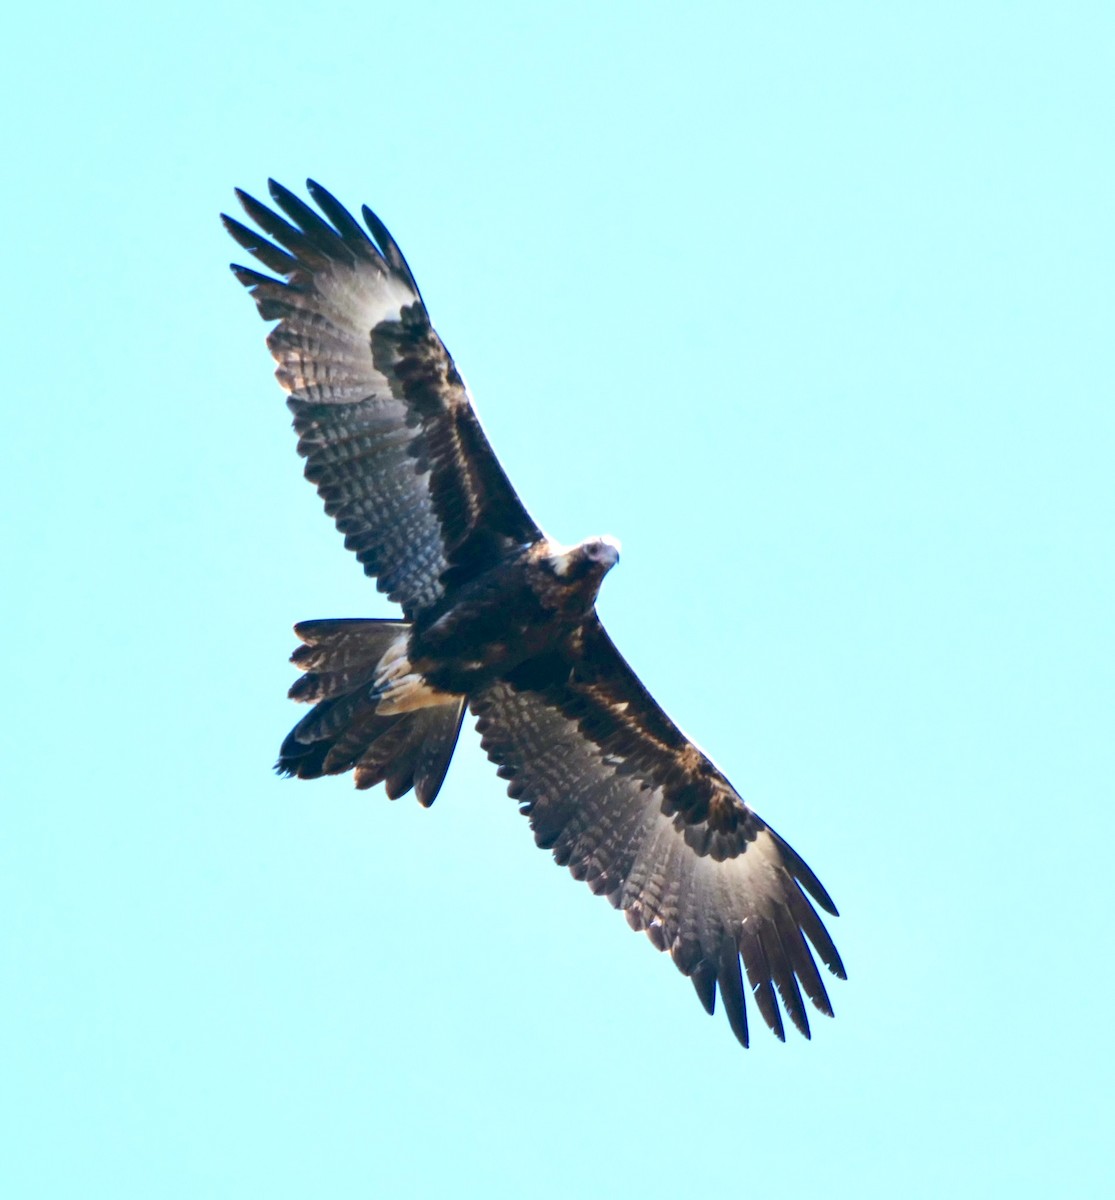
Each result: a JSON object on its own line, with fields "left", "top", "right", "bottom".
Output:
{"left": 279, "top": 619, "right": 465, "bottom": 807}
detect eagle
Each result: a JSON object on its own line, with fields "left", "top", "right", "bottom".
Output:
{"left": 223, "top": 180, "right": 845, "bottom": 1048}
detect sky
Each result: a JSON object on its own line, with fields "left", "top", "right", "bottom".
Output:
{"left": 3, "top": 2, "right": 1113, "bottom": 1196}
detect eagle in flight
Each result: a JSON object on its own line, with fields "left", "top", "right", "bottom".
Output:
{"left": 223, "top": 180, "right": 845, "bottom": 1048}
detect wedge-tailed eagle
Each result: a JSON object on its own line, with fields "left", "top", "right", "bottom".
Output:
{"left": 223, "top": 180, "right": 845, "bottom": 1048}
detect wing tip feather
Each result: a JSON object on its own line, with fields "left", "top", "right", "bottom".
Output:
{"left": 769, "top": 826, "right": 840, "bottom": 916}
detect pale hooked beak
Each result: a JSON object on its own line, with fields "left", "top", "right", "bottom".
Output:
{"left": 594, "top": 535, "right": 621, "bottom": 568}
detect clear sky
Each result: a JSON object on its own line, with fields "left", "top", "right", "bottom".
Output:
{"left": 3, "top": 3, "right": 1113, "bottom": 1197}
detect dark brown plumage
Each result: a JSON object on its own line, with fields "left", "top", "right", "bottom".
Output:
{"left": 224, "top": 180, "right": 846, "bottom": 1047}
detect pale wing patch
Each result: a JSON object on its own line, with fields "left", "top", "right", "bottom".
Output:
{"left": 270, "top": 265, "right": 417, "bottom": 407}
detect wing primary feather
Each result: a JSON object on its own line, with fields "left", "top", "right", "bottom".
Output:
{"left": 306, "top": 179, "right": 378, "bottom": 253}
{"left": 716, "top": 939, "right": 750, "bottom": 1049}
{"left": 234, "top": 188, "right": 333, "bottom": 269}
{"left": 775, "top": 905, "right": 834, "bottom": 1017}
{"left": 739, "top": 921, "right": 785, "bottom": 1040}
{"left": 229, "top": 263, "right": 280, "bottom": 288}
{"left": 770, "top": 826, "right": 839, "bottom": 916}
{"left": 221, "top": 214, "right": 298, "bottom": 275}
{"left": 229, "top": 265, "right": 304, "bottom": 320}
{"left": 234, "top": 188, "right": 298, "bottom": 243}
{"left": 361, "top": 204, "right": 422, "bottom": 297}
{"left": 689, "top": 959, "right": 717, "bottom": 1016}
{"left": 766, "top": 921, "right": 812, "bottom": 1039}
{"left": 787, "top": 885, "right": 847, "bottom": 980}
{"left": 266, "top": 178, "right": 357, "bottom": 267}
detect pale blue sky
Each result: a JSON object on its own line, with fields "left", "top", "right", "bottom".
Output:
{"left": 3, "top": 3, "right": 1113, "bottom": 1197}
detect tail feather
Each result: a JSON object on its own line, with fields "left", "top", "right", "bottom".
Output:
{"left": 351, "top": 702, "right": 466, "bottom": 803}
{"left": 287, "top": 688, "right": 370, "bottom": 747}
{"left": 288, "top": 618, "right": 407, "bottom": 702}
{"left": 278, "top": 618, "right": 465, "bottom": 807}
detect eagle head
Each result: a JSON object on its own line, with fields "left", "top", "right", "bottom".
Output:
{"left": 546, "top": 534, "right": 621, "bottom": 581}
{"left": 583, "top": 534, "right": 621, "bottom": 570}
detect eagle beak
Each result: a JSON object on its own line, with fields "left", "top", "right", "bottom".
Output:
{"left": 598, "top": 535, "right": 621, "bottom": 569}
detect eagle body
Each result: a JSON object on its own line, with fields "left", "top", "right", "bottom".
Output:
{"left": 225, "top": 180, "right": 846, "bottom": 1049}
{"left": 410, "top": 535, "right": 621, "bottom": 695}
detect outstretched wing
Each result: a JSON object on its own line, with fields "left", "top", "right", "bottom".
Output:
{"left": 223, "top": 180, "right": 541, "bottom": 619}
{"left": 471, "top": 617, "right": 845, "bottom": 1046}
